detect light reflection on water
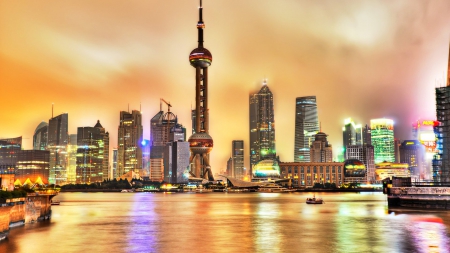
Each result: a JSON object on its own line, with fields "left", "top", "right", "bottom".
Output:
{"left": 1, "top": 192, "right": 450, "bottom": 253}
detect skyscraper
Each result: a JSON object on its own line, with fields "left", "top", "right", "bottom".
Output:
{"left": 33, "top": 121, "right": 48, "bottom": 151}
{"left": 232, "top": 140, "right": 245, "bottom": 179}
{"left": 187, "top": 0, "right": 214, "bottom": 181}
{"left": 400, "top": 140, "right": 426, "bottom": 180}
{"left": 112, "top": 148, "right": 118, "bottom": 179}
{"left": 370, "top": 118, "right": 395, "bottom": 164}
{"left": 117, "top": 110, "right": 143, "bottom": 177}
{"left": 0, "top": 136, "right": 22, "bottom": 165}
{"left": 76, "top": 120, "right": 109, "bottom": 184}
{"left": 150, "top": 103, "right": 178, "bottom": 181}
{"left": 66, "top": 134, "right": 77, "bottom": 184}
{"left": 342, "top": 118, "right": 362, "bottom": 149}
{"left": 294, "top": 96, "right": 319, "bottom": 162}
{"left": 249, "top": 80, "right": 276, "bottom": 174}
{"left": 433, "top": 43, "right": 450, "bottom": 182}
{"left": 310, "top": 132, "right": 333, "bottom": 163}
{"left": 164, "top": 141, "right": 190, "bottom": 184}
{"left": 362, "top": 124, "right": 372, "bottom": 146}
{"left": 48, "top": 113, "right": 68, "bottom": 185}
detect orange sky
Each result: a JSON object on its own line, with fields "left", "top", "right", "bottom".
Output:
{"left": 1, "top": 0, "right": 450, "bottom": 173}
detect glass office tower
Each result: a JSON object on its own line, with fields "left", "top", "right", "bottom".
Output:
{"left": 294, "top": 96, "right": 319, "bottom": 162}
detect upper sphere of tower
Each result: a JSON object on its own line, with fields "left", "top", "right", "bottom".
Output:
{"left": 189, "top": 47, "right": 212, "bottom": 68}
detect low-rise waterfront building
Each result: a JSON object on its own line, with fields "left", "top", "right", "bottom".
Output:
{"left": 15, "top": 150, "right": 50, "bottom": 185}
{"left": 375, "top": 162, "right": 410, "bottom": 181}
{"left": 279, "top": 162, "right": 345, "bottom": 188}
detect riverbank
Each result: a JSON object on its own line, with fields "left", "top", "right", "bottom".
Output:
{"left": 299, "top": 188, "right": 382, "bottom": 193}
{"left": 61, "top": 189, "right": 123, "bottom": 192}
{"left": 60, "top": 188, "right": 383, "bottom": 193}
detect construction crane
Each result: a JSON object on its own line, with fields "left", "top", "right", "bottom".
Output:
{"left": 160, "top": 98, "right": 172, "bottom": 113}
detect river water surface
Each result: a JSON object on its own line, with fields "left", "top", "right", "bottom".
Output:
{"left": 1, "top": 192, "right": 450, "bottom": 253}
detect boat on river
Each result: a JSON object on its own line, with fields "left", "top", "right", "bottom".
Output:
{"left": 306, "top": 194, "right": 323, "bottom": 204}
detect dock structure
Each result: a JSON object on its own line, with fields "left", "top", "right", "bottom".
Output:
{"left": 0, "top": 192, "right": 57, "bottom": 240}
{"left": 385, "top": 177, "right": 450, "bottom": 210}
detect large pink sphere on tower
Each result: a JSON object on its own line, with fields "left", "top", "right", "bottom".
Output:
{"left": 188, "top": 132, "right": 213, "bottom": 155}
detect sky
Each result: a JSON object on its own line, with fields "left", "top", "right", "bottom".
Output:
{"left": 1, "top": 0, "right": 450, "bottom": 173}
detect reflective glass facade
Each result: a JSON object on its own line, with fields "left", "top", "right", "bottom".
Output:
{"left": 48, "top": 113, "right": 68, "bottom": 185}
{"left": 33, "top": 121, "right": 48, "bottom": 151}
{"left": 294, "top": 96, "right": 319, "bottom": 162}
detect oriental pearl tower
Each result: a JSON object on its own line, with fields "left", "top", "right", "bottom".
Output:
{"left": 188, "top": 0, "right": 214, "bottom": 181}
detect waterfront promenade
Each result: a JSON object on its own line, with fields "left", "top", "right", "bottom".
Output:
{"left": 1, "top": 192, "right": 449, "bottom": 253}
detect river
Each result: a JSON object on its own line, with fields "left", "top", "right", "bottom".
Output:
{"left": 1, "top": 192, "right": 450, "bottom": 253}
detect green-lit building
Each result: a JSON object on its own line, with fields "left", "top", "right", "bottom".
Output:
{"left": 370, "top": 119, "right": 395, "bottom": 164}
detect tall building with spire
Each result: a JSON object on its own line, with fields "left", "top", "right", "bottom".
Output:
{"left": 187, "top": 0, "right": 214, "bottom": 181}
{"left": 294, "top": 96, "right": 319, "bottom": 162}
{"left": 249, "top": 80, "right": 276, "bottom": 175}
{"left": 434, "top": 43, "right": 450, "bottom": 182}
{"left": 117, "top": 110, "right": 143, "bottom": 177}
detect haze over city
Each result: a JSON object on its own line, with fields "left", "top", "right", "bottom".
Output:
{"left": 1, "top": 0, "right": 450, "bottom": 172}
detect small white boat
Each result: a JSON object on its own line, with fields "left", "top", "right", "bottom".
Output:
{"left": 306, "top": 194, "right": 323, "bottom": 204}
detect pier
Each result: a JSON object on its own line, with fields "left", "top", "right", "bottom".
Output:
{"left": 0, "top": 192, "right": 56, "bottom": 239}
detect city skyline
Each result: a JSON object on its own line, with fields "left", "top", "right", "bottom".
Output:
{"left": 1, "top": 1, "right": 450, "bottom": 173}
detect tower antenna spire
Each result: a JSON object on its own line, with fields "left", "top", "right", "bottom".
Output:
{"left": 197, "top": 0, "right": 204, "bottom": 48}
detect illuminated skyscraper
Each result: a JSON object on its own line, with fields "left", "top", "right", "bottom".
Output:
{"left": 249, "top": 80, "right": 276, "bottom": 174}
{"left": 117, "top": 110, "right": 143, "bottom": 177}
{"left": 370, "top": 119, "right": 395, "bottom": 164}
{"left": 294, "top": 96, "right": 319, "bottom": 162}
{"left": 0, "top": 136, "right": 22, "bottom": 165}
{"left": 310, "top": 132, "right": 333, "bottom": 163}
{"left": 48, "top": 113, "right": 68, "bottom": 185}
{"left": 434, "top": 44, "right": 450, "bottom": 182}
{"left": 33, "top": 121, "right": 48, "bottom": 151}
{"left": 400, "top": 140, "right": 425, "bottom": 180}
{"left": 76, "top": 120, "right": 109, "bottom": 183}
{"left": 187, "top": 0, "right": 214, "bottom": 181}
{"left": 66, "top": 134, "right": 77, "bottom": 184}
{"left": 232, "top": 140, "right": 245, "bottom": 179}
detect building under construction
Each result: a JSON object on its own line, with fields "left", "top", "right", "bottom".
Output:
{"left": 149, "top": 99, "right": 184, "bottom": 182}
{"left": 434, "top": 43, "right": 450, "bottom": 182}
